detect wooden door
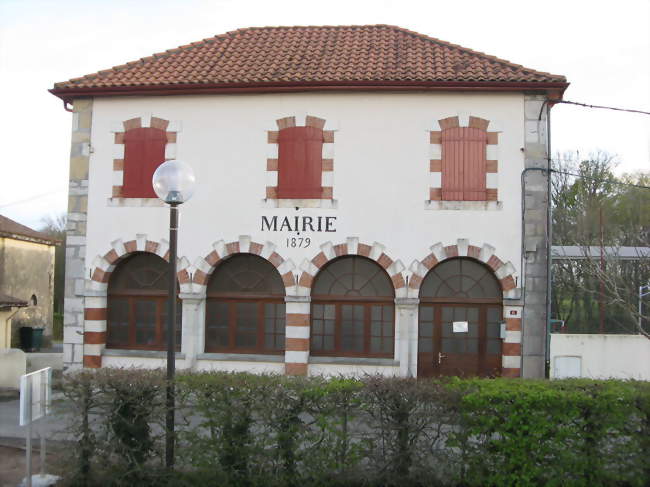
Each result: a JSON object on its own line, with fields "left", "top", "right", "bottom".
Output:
{"left": 418, "top": 304, "right": 502, "bottom": 377}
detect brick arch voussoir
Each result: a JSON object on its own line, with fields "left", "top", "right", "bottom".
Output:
{"left": 408, "top": 239, "right": 518, "bottom": 298}
{"left": 192, "top": 235, "right": 296, "bottom": 292}
{"left": 297, "top": 238, "right": 407, "bottom": 295}
{"left": 89, "top": 234, "right": 191, "bottom": 290}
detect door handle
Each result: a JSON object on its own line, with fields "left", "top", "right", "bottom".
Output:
{"left": 438, "top": 352, "right": 447, "bottom": 364}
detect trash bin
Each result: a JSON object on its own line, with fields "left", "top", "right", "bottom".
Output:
{"left": 32, "top": 328, "right": 44, "bottom": 351}
{"left": 19, "top": 326, "right": 33, "bottom": 351}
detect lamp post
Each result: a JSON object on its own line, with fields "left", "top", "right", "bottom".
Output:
{"left": 152, "top": 160, "right": 196, "bottom": 469}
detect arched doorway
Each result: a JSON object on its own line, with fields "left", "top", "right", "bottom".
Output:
{"left": 418, "top": 258, "right": 502, "bottom": 377}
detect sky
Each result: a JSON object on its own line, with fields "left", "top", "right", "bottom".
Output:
{"left": 0, "top": 0, "right": 648, "bottom": 229}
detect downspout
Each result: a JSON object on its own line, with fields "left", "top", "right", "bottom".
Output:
{"left": 63, "top": 100, "right": 73, "bottom": 112}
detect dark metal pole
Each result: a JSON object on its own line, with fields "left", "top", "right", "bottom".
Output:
{"left": 165, "top": 202, "right": 179, "bottom": 469}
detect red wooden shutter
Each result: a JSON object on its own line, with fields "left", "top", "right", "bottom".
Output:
{"left": 277, "top": 126, "right": 323, "bottom": 199}
{"left": 441, "top": 127, "right": 487, "bottom": 201}
{"left": 122, "top": 127, "right": 167, "bottom": 198}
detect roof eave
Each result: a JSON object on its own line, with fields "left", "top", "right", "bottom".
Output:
{"left": 49, "top": 80, "right": 570, "bottom": 103}
{"left": 0, "top": 231, "right": 61, "bottom": 246}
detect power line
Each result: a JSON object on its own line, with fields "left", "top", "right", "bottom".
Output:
{"left": 0, "top": 188, "right": 67, "bottom": 209}
{"left": 550, "top": 168, "right": 650, "bottom": 190}
{"left": 555, "top": 100, "right": 650, "bottom": 116}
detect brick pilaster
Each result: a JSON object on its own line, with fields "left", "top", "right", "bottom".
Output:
{"left": 284, "top": 297, "right": 311, "bottom": 376}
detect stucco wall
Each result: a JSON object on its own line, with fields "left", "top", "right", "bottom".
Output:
{"left": 550, "top": 334, "right": 650, "bottom": 380}
{"left": 65, "top": 90, "right": 552, "bottom": 376}
{"left": 0, "top": 237, "right": 55, "bottom": 346}
{"left": 86, "top": 92, "right": 525, "bottom": 271}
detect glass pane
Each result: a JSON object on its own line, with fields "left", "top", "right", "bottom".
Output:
{"left": 109, "top": 253, "right": 168, "bottom": 292}
{"left": 324, "top": 320, "right": 334, "bottom": 335}
{"left": 370, "top": 336, "right": 380, "bottom": 353}
{"left": 383, "top": 321, "right": 392, "bottom": 337}
{"left": 313, "top": 256, "right": 393, "bottom": 297}
{"left": 371, "top": 322, "right": 381, "bottom": 336}
{"left": 313, "top": 320, "right": 323, "bottom": 334}
{"left": 382, "top": 340, "right": 392, "bottom": 354}
{"left": 419, "top": 258, "right": 501, "bottom": 299}
{"left": 419, "top": 337, "right": 433, "bottom": 353}
{"left": 372, "top": 306, "right": 381, "bottom": 321}
{"left": 453, "top": 308, "right": 465, "bottom": 321}
{"left": 265, "top": 334, "right": 274, "bottom": 349}
{"left": 467, "top": 307, "right": 478, "bottom": 322}
{"left": 324, "top": 305, "right": 335, "bottom": 319}
{"left": 442, "top": 323, "right": 453, "bottom": 337}
{"left": 235, "top": 302, "right": 258, "bottom": 348}
{"left": 420, "top": 305, "right": 433, "bottom": 322}
{"left": 207, "top": 254, "right": 285, "bottom": 295}
{"left": 323, "top": 336, "right": 335, "bottom": 350}
{"left": 265, "top": 303, "right": 275, "bottom": 318}
{"left": 134, "top": 300, "right": 156, "bottom": 345}
{"left": 488, "top": 307, "right": 501, "bottom": 322}
{"left": 313, "top": 304, "right": 323, "bottom": 319}
{"left": 235, "top": 333, "right": 256, "bottom": 348}
{"left": 466, "top": 339, "right": 478, "bottom": 353}
{"left": 442, "top": 338, "right": 462, "bottom": 353}
{"left": 487, "top": 322, "right": 501, "bottom": 338}
{"left": 419, "top": 321, "right": 433, "bottom": 338}
{"left": 206, "top": 301, "right": 229, "bottom": 349}
{"left": 311, "top": 336, "right": 322, "bottom": 350}
{"left": 236, "top": 303, "right": 257, "bottom": 331}
{"left": 467, "top": 323, "right": 479, "bottom": 338}
{"left": 487, "top": 339, "right": 501, "bottom": 355}
{"left": 265, "top": 318, "right": 274, "bottom": 333}
{"left": 107, "top": 298, "right": 129, "bottom": 346}
{"left": 442, "top": 307, "right": 453, "bottom": 321}
{"left": 342, "top": 333, "right": 362, "bottom": 352}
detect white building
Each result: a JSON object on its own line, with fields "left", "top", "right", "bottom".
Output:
{"left": 50, "top": 25, "right": 568, "bottom": 378}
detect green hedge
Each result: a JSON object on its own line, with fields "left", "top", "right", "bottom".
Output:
{"left": 55, "top": 371, "right": 650, "bottom": 486}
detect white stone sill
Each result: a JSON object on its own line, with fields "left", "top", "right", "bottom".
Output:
{"left": 103, "top": 349, "right": 185, "bottom": 359}
{"left": 107, "top": 198, "right": 165, "bottom": 207}
{"left": 309, "top": 356, "right": 399, "bottom": 366}
{"left": 261, "top": 198, "right": 338, "bottom": 209}
{"left": 197, "top": 353, "right": 284, "bottom": 363}
{"left": 425, "top": 200, "right": 502, "bottom": 211}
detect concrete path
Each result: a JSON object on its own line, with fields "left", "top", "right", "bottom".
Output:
{"left": 0, "top": 392, "right": 69, "bottom": 443}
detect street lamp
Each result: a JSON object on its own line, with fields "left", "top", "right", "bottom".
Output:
{"left": 152, "top": 159, "right": 196, "bottom": 469}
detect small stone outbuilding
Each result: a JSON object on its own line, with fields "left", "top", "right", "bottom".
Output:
{"left": 0, "top": 215, "right": 59, "bottom": 347}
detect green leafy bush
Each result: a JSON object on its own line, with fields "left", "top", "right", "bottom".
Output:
{"left": 56, "top": 370, "right": 650, "bottom": 487}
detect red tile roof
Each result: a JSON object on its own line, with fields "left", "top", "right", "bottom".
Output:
{"left": 51, "top": 25, "right": 567, "bottom": 99}
{"left": 0, "top": 215, "right": 60, "bottom": 245}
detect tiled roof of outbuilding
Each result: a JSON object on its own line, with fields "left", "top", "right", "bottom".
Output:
{"left": 51, "top": 25, "right": 567, "bottom": 98}
{"left": 0, "top": 215, "right": 60, "bottom": 245}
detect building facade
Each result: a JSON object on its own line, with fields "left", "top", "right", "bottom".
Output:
{"left": 0, "top": 215, "right": 58, "bottom": 347}
{"left": 50, "top": 25, "right": 568, "bottom": 378}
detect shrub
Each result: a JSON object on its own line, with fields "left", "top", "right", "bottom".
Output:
{"left": 55, "top": 371, "right": 650, "bottom": 486}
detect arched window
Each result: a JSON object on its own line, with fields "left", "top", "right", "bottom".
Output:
{"left": 311, "top": 256, "right": 395, "bottom": 357}
{"left": 205, "top": 254, "right": 286, "bottom": 354}
{"left": 418, "top": 258, "right": 501, "bottom": 377}
{"left": 107, "top": 253, "right": 181, "bottom": 350}
{"left": 122, "top": 127, "right": 167, "bottom": 198}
